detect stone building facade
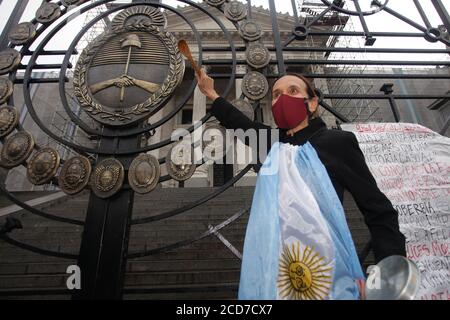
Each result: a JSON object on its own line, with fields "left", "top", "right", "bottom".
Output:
{"left": 2, "top": 3, "right": 448, "bottom": 191}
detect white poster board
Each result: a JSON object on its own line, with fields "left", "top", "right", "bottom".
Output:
{"left": 341, "top": 122, "right": 450, "bottom": 300}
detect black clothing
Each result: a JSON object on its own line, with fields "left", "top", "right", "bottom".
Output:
{"left": 211, "top": 97, "right": 406, "bottom": 263}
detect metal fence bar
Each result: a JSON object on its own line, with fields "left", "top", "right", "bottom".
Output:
{"left": 413, "top": 0, "right": 432, "bottom": 29}
{"left": 268, "top": 0, "right": 286, "bottom": 75}
{"left": 431, "top": 0, "right": 450, "bottom": 33}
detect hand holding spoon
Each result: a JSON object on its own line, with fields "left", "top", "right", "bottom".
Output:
{"left": 178, "top": 39, "right": 201, "bottom": 76}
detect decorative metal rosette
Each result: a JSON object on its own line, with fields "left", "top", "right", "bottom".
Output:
{"left": 128, "top": 153, "right": 161, "bottom": 194}
{"left": 224, "top": 1, "right": 247, "bottom": 22}
{"left": 245, "top": 43, "right": 271, "bottom": 69}
{"left": 91, "top": 158, "right": 125, "bottom": 199}
{"left": 0, "top": 49, "right": 21, "bottom": 76}
{"left": 35, "top": 2, "right": 62, "bottom": 24}
{"left": 241, "top": 71, "right": 269, "bottom": 101}
{"left": 203, "top": 123, "right": 227, "bottom": 161}
{"left": 231, "top": 99, "right": 254, "bottom": 121}
{"left": 239, "top": 20, "right": 263, "bottom": 42}
{"left": 0, "top": 131, "right": 35, "bottom": 169}
{"left": 0, "top": 78, "right": 13, "bottom": 105}
{"left": 27, "top": 147, "right": 61, "bottom": 186}
{"left": 8, "top": 22, "right": 36, "bottom": 45}
{"left": 166, "top": 141, "right": 196, "bottom": 182}
{"left": 58, "top": 156, "right": 92, "bottom": 195}
{"left": 0, "top": 106, "right": 19, "bottom": 138}
{"left": 205, "top": 0, "right": 227, "bottom": 7}
{"left": 61, "top": 0, "right": 87, "bottom": 8}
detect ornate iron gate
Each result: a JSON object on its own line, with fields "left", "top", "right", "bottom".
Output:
{"left": 0, "top": 0, "right": 449, "bottom": 299}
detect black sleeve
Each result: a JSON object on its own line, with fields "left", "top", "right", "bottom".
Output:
{"left": 210, "top": 97, "right": 272, "bottom": 131}
{"left": 337, "top": 132, "right": 406, "bottom": 263}
{"left": 210, "top": 97, "right": 278, "bottom": 169}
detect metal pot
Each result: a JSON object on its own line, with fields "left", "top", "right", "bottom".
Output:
{"left": 365, "top": 255, "right": 421, "bottom": 300}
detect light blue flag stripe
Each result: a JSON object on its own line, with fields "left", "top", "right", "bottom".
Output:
{"left": 295, "top": 142, "right": 365, "bottom": 299}
{"left": 238, "top": 143, "right": 281, "bottom": 300}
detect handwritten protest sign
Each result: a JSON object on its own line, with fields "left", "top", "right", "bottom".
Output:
{"left": 341, "top": 123, "right": 449, "bottom": 300}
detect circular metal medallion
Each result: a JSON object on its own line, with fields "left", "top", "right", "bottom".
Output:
{"left": 231, "top": 99, "right": 254, "bottom": 121}
{"left": 0, "top": 78, "right": 13, "bottom": 105}
{"left": 245, "top": 43, "right": 271, "bottom": 69}
{"left": 166, "top": 142, "right": 196, "bottom": 182}
{"left": 111, "top": 5, "right": 167, "bottom": 30}
{"left": 61, "top": 0, "right": 86, "bottom": 8}
{"left": 8, "top": 22, "right": 36, "bottom": 45}
{"left": 27, "top": 148, "right": 61, "bottom": 185}
{"left": 58, "top": 156, "right": 92, "bottom": 195}
{"left": 35, "top": 2, "right": 62, "bottom": 24}
{"left": 206, "top": 0, "right": 226, "bottom": 7}
{"left": 241, "top": 71, "right": 269, "bottom": 101}
{"left": 73, "top": 19, "right": 184, "bottom": 127}
{"left": 0, "top": 131, "right": 35, "bottom": 169}
{"left": 224, "top": 1, "right": 247, "bottom": 22}
{"left": 91, "top": 158, "right": 124, "bottom": 198}
{"left": 129, "top": 153, "right": 160, "bottom": 194}
{"left": 203, "top": 123, "right": 227, "bottom": 161}
{"left": 239, "top": 20, "right": 262, "bottom": 42}
{"left": 0, "top": 106, "right": 19, "bottom": 138}
{"left": 0, "top": 49, "right": 21, "bottom": 76}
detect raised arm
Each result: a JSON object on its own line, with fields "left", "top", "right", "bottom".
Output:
{"left": 210, "top": 97, "right": 271, "bottom": 132}
{"left": 195, "top": 70, "right": 276, "bottom": 168}
{"left": 195, "top": 69, "right": 271, "bottom": 131}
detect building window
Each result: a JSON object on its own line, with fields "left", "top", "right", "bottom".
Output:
{"left": 180, "top": 108, "right": 193, "bottom": 125}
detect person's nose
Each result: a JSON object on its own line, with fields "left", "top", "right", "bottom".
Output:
{"left": 272, "top": 92, "right": 285, "bottom": 106}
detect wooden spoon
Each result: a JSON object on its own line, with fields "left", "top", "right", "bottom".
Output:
{"left": 178, "top": 39, "right": 201, "bottom": 76}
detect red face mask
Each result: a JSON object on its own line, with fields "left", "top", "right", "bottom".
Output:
{"left": 271, "top": 94, "right": 309, "bottom": 129}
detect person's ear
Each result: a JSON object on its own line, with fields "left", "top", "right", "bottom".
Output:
{"left": 308, "top": 96, "right": 319, "bottom": 113}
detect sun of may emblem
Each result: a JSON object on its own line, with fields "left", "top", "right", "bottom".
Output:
{"left": 278, "top": 242, "right": 333, "bottom": 300}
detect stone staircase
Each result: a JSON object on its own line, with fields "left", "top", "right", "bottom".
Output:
{"left": 0, "top": 187, "right": 373, "bottom": 300}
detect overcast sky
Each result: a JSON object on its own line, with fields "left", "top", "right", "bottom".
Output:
{"left": 0, "top": 0, "right": 449, "bottom": 64}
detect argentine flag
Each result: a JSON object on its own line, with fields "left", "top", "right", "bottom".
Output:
{"left": 238, "top": 142, "right": 365, "bottom": 300}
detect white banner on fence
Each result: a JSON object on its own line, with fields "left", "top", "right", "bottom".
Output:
{"left": 341, "top": 122, "right": 449, "bottom": 300}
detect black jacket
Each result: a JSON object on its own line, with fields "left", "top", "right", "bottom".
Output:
{"left": 211, "top": 97, "right": 406, "bottom": 263}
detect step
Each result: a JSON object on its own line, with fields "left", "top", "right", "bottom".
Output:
{"left": 0, "top": 274, "right": 67, "bottom": 289}
{"left": 0, "top": 287, "right": 71, "bottom": 300}
{"left": 0, "top": 262, "right": 74, "bottom": 275}
{"left": 126, "top": 258, "right": 241, "bottom": 273}
{"left": 0, "top": 191, "right": 62, "bottom": 204}
{"left": 123, "top": 282, "right": 238, "bottom": 300}
{"left": 124, "top": 269, "right": 241, "bottom": 286}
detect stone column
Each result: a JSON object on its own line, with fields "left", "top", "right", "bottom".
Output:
{"left": 184, "top": 82, "right": 210, "bottom": 187}
{"left": 234, "top": 65, "right": 257, "bottom": 186}
{"left": 156, "top": 98, "right": 178, "bottom": 188}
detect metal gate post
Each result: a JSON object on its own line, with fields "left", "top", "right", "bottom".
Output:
{"left": 72, "top": 131, "right": 139, "bottom": 300}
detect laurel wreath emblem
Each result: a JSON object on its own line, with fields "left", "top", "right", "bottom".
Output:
{"left": 73, "top": 22, "right": 184, "bottom": 126}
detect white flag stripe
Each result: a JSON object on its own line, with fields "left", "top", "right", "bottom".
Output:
{"left": 276, "top": 144, "right": 335, "bottom": 300}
